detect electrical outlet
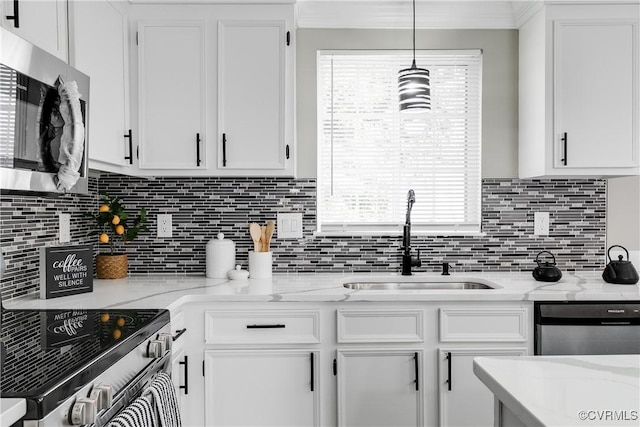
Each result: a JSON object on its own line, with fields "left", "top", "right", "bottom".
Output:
{"left": 59, "top": 213, "right": 71, "bottom": 243}
{"left": 157, "top": 214, "right": 173, "bottom": 238}
{"left": 277, "top": 213, "right": 303, "bottom": 239}
{"left": 534, "top": 212, "right": 549, "bottom": 236}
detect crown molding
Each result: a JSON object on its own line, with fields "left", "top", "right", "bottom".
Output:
{"left": 297, "top": 1, "right": 518, "bottom": 29}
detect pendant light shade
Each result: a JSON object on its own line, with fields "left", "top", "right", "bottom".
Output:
{"left": 399, "top": 0, "right": 431, "bottom": 112}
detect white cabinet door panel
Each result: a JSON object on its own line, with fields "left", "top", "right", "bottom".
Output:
{"left": 554, "top": 20, "right": 637, "bottom": 168}
{"left": 218, "top": 21, "right": 286, "bottom": 170}
{"left": 138, "top": 21, "right": 205, "bottom": 169}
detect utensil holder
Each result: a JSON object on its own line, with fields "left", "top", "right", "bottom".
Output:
{"left": 249, "top": 251, "right": 272, "bottom": 279}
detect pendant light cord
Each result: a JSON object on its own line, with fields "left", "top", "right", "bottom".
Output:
{"left": 412, "top": 0, "right": 417, "bottom": 69}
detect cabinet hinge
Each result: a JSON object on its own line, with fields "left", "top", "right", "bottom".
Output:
{"left": 332, "top": 358, "right": 337, "bottom": 376}
{"left": 286, "top": 31, "right": 290, "bottom": 46}
{"left": 202, "top": 360, "right": 205, "bottom": 377}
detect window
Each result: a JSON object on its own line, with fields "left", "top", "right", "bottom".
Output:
{"left": 317, "top": 50, "right": 482, "bottom": 235}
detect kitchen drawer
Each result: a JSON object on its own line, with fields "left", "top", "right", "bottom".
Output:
{"left": 337, "top": 309, "right": 424, "bottom": 343}
{"left": 204, "top": 310, "right": 321, "bottom": 345}
{"left": 439, "top": 308, "right": 528, "bottom": 342}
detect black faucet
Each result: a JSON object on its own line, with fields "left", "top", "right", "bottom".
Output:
{"left": 401, "top": 189, "right": 422, "bottom": 275}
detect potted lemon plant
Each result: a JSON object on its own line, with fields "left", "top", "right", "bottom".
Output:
{"left": 85, "top": 192, "right": 148, "bottom": 279}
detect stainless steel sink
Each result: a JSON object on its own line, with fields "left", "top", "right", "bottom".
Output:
{"left": 343, "top": 281, "right": 495, "bottom": 290}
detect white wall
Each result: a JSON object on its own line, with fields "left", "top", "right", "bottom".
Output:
{"left": 607, "top": 176, "right": 640, "bottom": 267}
{"left": 295, "top": 28, "right": 519, "bottom": 179}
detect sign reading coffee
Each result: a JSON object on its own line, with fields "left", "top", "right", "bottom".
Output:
{"left": 42, "top": 310, "right": 93, "bottom": 348}
{"left": 40, "top": 245, "right": 93, "bottom": 299}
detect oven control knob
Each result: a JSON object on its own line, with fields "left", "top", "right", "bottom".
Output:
{"left": 70, "top": 397, "right": 97, "bottom": 425}
{"left": 89, "top": 384, "right": 113, "bottom": 411}
{"left": 159, "top": 333, "right": 173, "bottom": 351}
{"left": 148, "top": 339, "right": 165, "bottom": 358}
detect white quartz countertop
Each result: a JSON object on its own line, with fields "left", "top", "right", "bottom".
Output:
{"left": 473, "top": 355, "right": 640, "bottom": 427}
{"left": 3, "top": 271, "right": 639, "bottom": 311}
{"left": 0, "top": 398, "right": 26, "bottom": 426}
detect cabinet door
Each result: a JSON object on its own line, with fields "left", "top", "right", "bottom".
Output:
{"left": 217, "top": 20, "right": 292, "bottom": 173}
{"left": 70, "top": 0, "right": 132, "bottom": 171}
{"left": 1, "top": 0, "right": 67, "bottom": 60}
{"left": 438, "top": 348, "right": 526, "bottom": 427}
{"left": 138, "top": 21, "right": 206, "bottom": 170}
{"left": 554, "top": 20, "right": 638, "bottom": 169}
{"left": 337, "top": 349, "right": 423, "bottom": 427}
{"left": 204, "top": 350, "right": 319, "bottom": 426}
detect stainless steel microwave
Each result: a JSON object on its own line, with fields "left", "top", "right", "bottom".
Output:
{"left": 0, "top": 28, "right": 89, "bottom": 194}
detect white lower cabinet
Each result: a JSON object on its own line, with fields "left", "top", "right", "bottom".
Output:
{"left": 336, "top": 349, "right": 423, "bottom": 427}
{"left": 170, "top": 346, "right": 189, "bottom": 413}
{"left": 204, "top": 350, "right": 319, "bottom": 426}
{"left": 438, "top": 348, "right": 527, "bottom": 427}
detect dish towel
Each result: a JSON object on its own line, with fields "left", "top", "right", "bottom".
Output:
{"left": 108, "top": 395, "right": 157, "bottom": 427}
{"left": 146, "top": 372, "right": 182, "bottom": 427}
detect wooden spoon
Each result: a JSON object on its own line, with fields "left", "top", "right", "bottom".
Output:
{"left": 249, "top": 223, "right": 262, "bottom": 252}
{"left": 265, "top": 220, "right": 275, "bottom": 252}
{"left": 260, "top": 225, "right": 267, "bottom": 252}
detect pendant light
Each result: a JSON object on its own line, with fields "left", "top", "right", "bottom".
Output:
{"left": 398, "top": 0, "right": 431, "bottom": 112}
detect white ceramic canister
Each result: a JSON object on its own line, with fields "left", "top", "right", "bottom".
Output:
{"left": 206, "top": 233, "right": 236, "bottom": 278}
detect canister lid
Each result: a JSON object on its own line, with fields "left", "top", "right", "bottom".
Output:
{"left": 208, "top": 232, "right": 235, "bottom": 247}
{"left": 228, "top": 265, "right": 249, "bottom": 280}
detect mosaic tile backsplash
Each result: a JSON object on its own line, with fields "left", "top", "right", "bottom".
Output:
{"left": 1, "top": 175, "right": 606, "bottom": 300}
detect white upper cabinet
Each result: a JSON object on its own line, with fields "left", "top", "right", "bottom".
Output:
{"left": 217, "top": 18, "right": 294, "bottom": 175}
{"left": 1, "top": 0, "right": 68, "bottom": 61}
{"left": 519, "top": 3, "right": 639, "bottom": 178}
{"left": 137, "top": 20, "right": 206, "bottom": 170}
{"left": 129, "top": 3, "right": 294, "bottom": 176}
{"left": 69, "top": 0, "right": 133, "bottom": 173}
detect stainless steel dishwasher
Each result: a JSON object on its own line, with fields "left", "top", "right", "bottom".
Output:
{"left": 535, "top": 302, "right": 640, "bottom": 355}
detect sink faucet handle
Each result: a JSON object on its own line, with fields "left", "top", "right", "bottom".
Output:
{"left": 442, "top": 262, "right": 450, "bottom": 276}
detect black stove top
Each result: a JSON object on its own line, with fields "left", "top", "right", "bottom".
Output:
{"left": 0, "top": 307, "right": 170, "bottom": 419}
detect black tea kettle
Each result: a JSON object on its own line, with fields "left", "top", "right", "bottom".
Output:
{"left": 602, "top": 245, "right": 639, "bottom": 285}
{"left": 532, "top": 251, "right": 562, "bottom": 282}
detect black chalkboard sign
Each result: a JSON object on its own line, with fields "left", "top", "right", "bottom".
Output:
{"left": 40, "top": 245, "right": 93, "bottom": 299}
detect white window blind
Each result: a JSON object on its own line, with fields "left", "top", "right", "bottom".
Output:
{"left": 317, "top": 50, "right": 482, "bottom": 235}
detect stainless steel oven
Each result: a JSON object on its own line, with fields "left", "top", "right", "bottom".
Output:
{"left": 0, "top": 27, "right": 89, "bottom": 194}
{"left": 0, "top": 307, "right": 181, "bottom": 426}
{"left": 535, "top": 302, "right": 640, "bottom": 355}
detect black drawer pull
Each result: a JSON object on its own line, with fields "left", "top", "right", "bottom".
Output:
{"left": 246, "top": 324, "right": 286, "bottom": 329}
{"left": 172, "top": 328, "right": 187, "bottom": 341}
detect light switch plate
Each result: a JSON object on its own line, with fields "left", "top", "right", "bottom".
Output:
{"left": 59, "top": 213, "right": 71, "bottom": 243}
{"left": 277, "top": 213, "right": 303, "bottom": 239}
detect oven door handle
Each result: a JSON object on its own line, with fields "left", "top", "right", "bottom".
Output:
{"left": 173, "top": 328, "right": 187, "bottom": 341}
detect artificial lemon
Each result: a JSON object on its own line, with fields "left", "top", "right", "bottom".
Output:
{"left": 99, "top": 204, "right": 109, "bottom": 213}
{"left": 112, "top": 329, "right": 122, "bottom": 340}
{"left": 100, "top": 313, "right": 110, "bottom": 323}
{"left": 111, "top": 215, "right": 120, "bottom": 225}
{"left": 115, "top": 225, "right": 125, "bottom": 235}
{"left": 117, "top": 317, "right": 126, "bottom": 327}
{"left": 99, "top": 233, "right": 109, "bottom": 243}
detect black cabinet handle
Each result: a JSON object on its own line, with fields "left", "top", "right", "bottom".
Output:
{"left": 179, "top": 355, "right": 189, "bottom": 395}
{"left": 446, "top": 352, "right": 452, "bottom": 391}
{"left": 222, "top": 133, "right": 227, "bottom": 167}
{"left": 414, "top": 352, "right": 419, "bottom": 391}
{"left": 196, "top": 133, "right": 201, "bottom": 167}
{"left": 6, "top": 0, "right": 19, "bottom": 28}
{"left": 172, "top": 328, "right": 187, "bottom": 342}
{"left": 333, "top": 358, "right": 337, "bottom": 376}
{"left": 561, "top": 132, "right": 568, "bottom": 166}
{"left": 246, "top": 324, "right": 285, "bottom": 329}
{"left": 310, "top": 353, "right": 315, "bottom": 392}
{"left": 286, "top": 144, "right": 290, "bottom": 160}
{"left": 124, "top": 129, "right": 133, "bottom": 164}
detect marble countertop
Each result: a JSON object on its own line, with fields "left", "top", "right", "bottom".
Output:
{"left": 3, "top": 271, "right": 639, "bottom": 311}
{"left": 473, "top": 354, "right": 640, "bottom": 427}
